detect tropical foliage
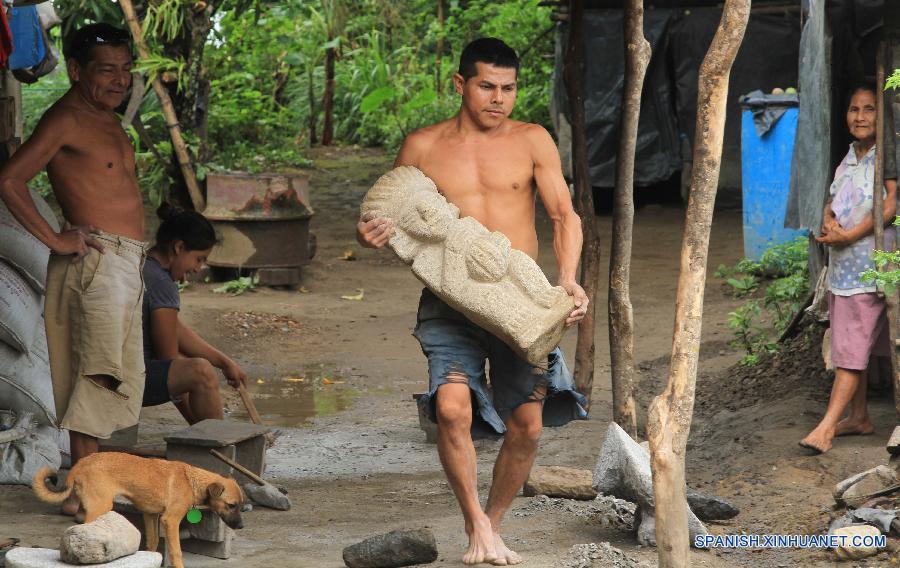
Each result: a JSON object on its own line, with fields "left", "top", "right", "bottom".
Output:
{"left": 23, "top": 0, "right": 556, "bottom": 202}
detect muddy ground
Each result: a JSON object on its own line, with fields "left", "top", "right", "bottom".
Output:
{"left": 2, "top": 146, "right": 898, "bottom": 567}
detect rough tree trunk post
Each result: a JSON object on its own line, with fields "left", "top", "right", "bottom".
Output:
{"left": 436, "top": 0, "right": 445, "bottom": 95}
{"left": 646, "top": 2, "right": 749, "bottom": 565}
{"left": 565, "top": 0, "right": 603, "bottom": 409}
{"left": 872, "top": 43, "right": 900, "bottom": 417}
{"left": 609, "top": 0, "right": 651, "bottom": 438}
{"left": 119, "top": 0, "right": 205, "bottom": 211}
{"left": 322, "top": 41, "right": 336, "bottom": 146}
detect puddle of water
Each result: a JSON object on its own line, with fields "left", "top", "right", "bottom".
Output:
{"left": 230, "top": 365, "right": 357, "bottom": 427}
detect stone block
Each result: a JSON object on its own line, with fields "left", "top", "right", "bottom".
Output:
{"left": 833, "top": 525, "right": 883, "bottom": 560}
{"left": 179, "top": 529, "right": 234, "bottom": 560}
{"left": 5, "top": 548, "right": 161, "bottom": 567}
{"left": 362, "top": 167, "right": 574, "bottom": 365}
{"left": 99, "top": 425, "right": 139, "bottom": 448}
{"left": 60, "top": 511, "right": 140, "bottom": 564}
{"left": 165, "top": 419, "right": 268, "bottom": 482}
{"left": 343, "top": 529, "right": 438, "bottom": 568}
{"left": 523, "top": 465, "right": 597, "bottom": 500}
{"left": 593, "top": 422, "right": 707, "bottom": 547}
{"left": 834, "top": 465, "right": 898, "bottom": 507}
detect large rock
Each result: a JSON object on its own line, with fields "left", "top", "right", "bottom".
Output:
{"left": 524, "top": 465, "right": 597, "bottom": 500}
{"left": 834, "top": 465, "right": 898, "bottom": 507}
{"left": 833, "top": 525, "right": 883, "bottom": 560}
{"left": 361, "top": 167, "right": 574, "bottom": 365}
{"left": 5, "top": 548, "right": 161, "bottom": 567}
{"left": 685, "top": 489, "right": 740, "bottom": 521}
{"left": 593, "top": 422, "right": 708, "bottom": 547}
{"left": 343, "top": 528, "right": 438, "bottom": 568}
{"left": 59, "top": 511, "right": 140, "bottom": 564}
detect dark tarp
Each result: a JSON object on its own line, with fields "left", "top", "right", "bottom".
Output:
{"left": 553, "top": 7, "right": 801, "bottom": 189}
{"left": 554, "top": 10, "right": 681, "bottom": 188}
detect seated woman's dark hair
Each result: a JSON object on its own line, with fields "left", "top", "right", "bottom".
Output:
{"left": 155, "top": 202, "right": 217, "bottom": 252}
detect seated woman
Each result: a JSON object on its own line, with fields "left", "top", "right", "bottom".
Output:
{"left": 142, "top": 203, "right": 247, "bottom": 423}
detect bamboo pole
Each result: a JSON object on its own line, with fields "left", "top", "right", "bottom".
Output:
{"left": 565, "top": 0, "right": 603, "bottom": 409}
{"left": 609, "top": 0, "right": 651, "bottom": 438}
{"left": 118, "top": 0, "right": 206, "bottom": 211}
{"left": 646, "top": 2, "right": 749, "bottom": 566}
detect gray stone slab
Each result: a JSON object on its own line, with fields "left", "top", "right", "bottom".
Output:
{"left": 60, "top": 511, "right": 140, "bottom": 564}
{"left": 5, "top": 548, "right": 162, "bottom": 568}
{"left": 164, "top": 419, "right": 269, "bottom": 447}
{"left": 593, "top": 422, "right": 707, "bottom": 548}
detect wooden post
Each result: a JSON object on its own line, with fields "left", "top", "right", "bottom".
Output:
{"left": 118, "top": 0, "right": 205, "bottom": 211}
{"left": 565, "top": 0, "right": 603, "bottom": 409}
{"left": 609, "top": 0, "right": 650, "bottom": 437}
{"left": 646, "top": 1, "right": 749, "bottom": 566}
{"left": 873, "top": 43, "right": 900, "bottom": 419}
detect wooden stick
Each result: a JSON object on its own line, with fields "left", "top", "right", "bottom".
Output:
{"left": 237, "top": 383, "right": 263, "bottom": 425}
{"left": 209, "top": 449, "right": 266, "bottom": 486}
{"left": 608, "top": 0, "right": 651, "bottom": 437}
{"left": 118, "top": 0, "right": 206, "bottom": 211}
{"left": 646, "top": 1, "right": 749, "bottom": 566}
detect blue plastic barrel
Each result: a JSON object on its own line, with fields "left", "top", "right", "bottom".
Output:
{"left": 740, "top": 106, "right": 806, "bottom": 260}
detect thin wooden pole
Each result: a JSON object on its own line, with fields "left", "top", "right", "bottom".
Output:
{"left": 646, "top": 1, "right": 749, "bottom": 566}
{"left": 118, "top": 0, "right": 206, "bottom": 211}
{"left": 609, "top": 0, "right": 650, "bottom": 438}
{"left": 565, "top": 0, "right": 603, "bottom": 409}
{"left": 874, "top": 42, "right": 900, "bottom": 419}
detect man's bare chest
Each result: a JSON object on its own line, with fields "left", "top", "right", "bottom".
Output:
{"left": 419, "top": 147, "right": 534, "bottom": 201}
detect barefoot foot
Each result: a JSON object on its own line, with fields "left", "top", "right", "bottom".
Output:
{"left": 463, "top": 517, "right": 498, "bottom": 565}
{"left": 799, "top": 432, "right": 832, "bottom": 454}
{"left": 491, "top": 534, "right": 522, "bottom": 566}
{"left": 835, "top": 419, "right": 875, "bottom": 437}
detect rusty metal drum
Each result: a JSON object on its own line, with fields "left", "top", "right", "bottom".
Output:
{"left": 203, "top": 172, "right": 314, "bottom": 270}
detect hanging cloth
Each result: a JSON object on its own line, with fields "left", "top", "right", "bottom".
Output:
{"left": 8, "top": 6, "right": 44, "bottom": 70}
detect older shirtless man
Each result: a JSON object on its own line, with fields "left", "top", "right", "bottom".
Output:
{"left": 357, "top": 38, "right": 588, "bottom": 565}
{"left": 0, "top": 24, "right": 145, "bottom": 516}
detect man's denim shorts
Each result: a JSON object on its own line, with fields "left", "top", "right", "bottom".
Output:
{"left": 413, "top": 289, "right": 588, "bottom": 437}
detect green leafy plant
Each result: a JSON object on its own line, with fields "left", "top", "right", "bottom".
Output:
{"left": 726, "top": 275, "right": 758, "bottom": 297}
{"left": 717, "top": 237, "right": 809, "bottom": 364}
{"left": 213, "top": 274, "right": 259, "bottom": 296}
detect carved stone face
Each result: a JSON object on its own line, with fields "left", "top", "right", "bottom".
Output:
{"left": 399, "top": 191, "right": 458, "bottom": 242}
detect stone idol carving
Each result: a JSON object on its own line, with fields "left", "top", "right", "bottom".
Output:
{"left": 361, "top": 166, "right": 574, "bottom": 365}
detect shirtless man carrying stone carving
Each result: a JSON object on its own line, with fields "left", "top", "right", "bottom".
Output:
{"left": 0, "top": 24, "right": 145, "bottom": 518}
{"left": 357, "top": 38, "right": 589, "bottom": 565}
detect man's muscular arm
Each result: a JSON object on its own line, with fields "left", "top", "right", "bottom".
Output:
{"left": 356, "top": 131, "right": 429, "bottom": 248}
{"left": 530, "top": 125, "right": 588, "bottom": 326}
{"left": 0, "top": 107, "right": 101, "bottom": 257}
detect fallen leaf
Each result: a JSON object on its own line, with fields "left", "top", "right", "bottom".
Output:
{"left": 339, "top": 249, "right": 357, "bottom": 261}
{"left": 341, "top": 288, "right": 364, "bottom": 301}
{"left": 256, "top": 379, "right": 265, "bottom": 385}
{"left": 284, "top": 376, "right": 305, "bottom": 383}
{"left": 298, "top": 287, "right": 310, "bottom": 294}
{"left": 322, "top": 377, "right": 333, "bottom": 385}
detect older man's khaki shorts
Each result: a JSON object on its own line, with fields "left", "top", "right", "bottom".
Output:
{"left": 45, "top": 232, "right": 147, "bottom": 439}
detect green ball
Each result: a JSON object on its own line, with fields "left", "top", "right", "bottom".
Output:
{"left": 186, "top": 509, "right": 202, "bottom": 524}
{"left": 785, "top": 87, "right": 797, "bottom": 94}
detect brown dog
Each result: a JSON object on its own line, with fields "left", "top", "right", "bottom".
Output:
{"left": 33, "top": 452, "right": 244, "bottom": 568}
